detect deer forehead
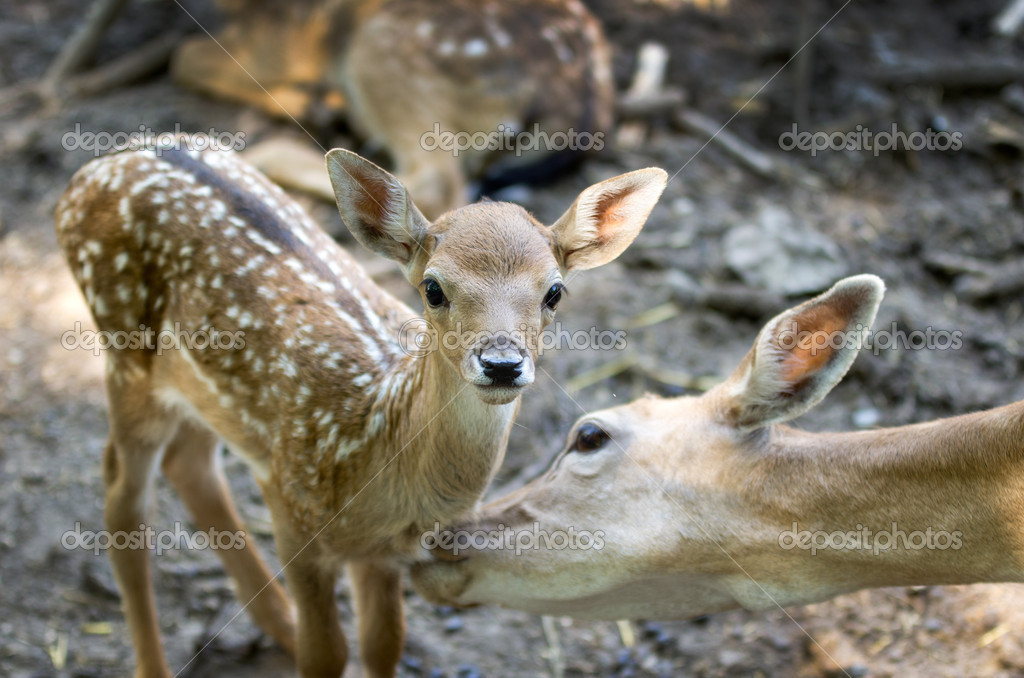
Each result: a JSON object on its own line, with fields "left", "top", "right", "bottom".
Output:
{"left": 428, "top": 203, "right": 558, "bottom": 283}
{"left": 590, "top": 396, "right": 725, "bottom": 463}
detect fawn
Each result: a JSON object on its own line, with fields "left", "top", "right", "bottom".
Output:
{"left": 172, "top": 0, "right": 614, "bottom": 218}
{"left": 413, "top": 275, "right": 1024, "bottom": 619}
{"left": 55, "top": 139, "right": 666, "bottom": 677}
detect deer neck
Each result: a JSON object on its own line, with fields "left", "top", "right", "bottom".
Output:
{"left": 735, "top": 402, "right": 1024, "bottom": 603}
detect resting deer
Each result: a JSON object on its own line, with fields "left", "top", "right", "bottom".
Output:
{"left": 54, "top": 139, "right": 666, "bottom": 677}
{"left": 172, "top": 0, "right": 614, "bottom": 218}
{"left": 412, "top": 275, "right": 1024, "bottom": 621}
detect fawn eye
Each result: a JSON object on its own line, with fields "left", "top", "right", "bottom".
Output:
{"left": 423, "top": 279, "right": 447, "bottom": 308}
{"left": 543, "top": 282, "right": 565, "bottom": 311}
{"left": 573, "top": 422, "right": 609, "bottom": 453}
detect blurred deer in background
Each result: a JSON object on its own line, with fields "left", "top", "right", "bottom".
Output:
{"left": 172, "top": 0, "right": 614, "bottom": 218}
{"left": 413, "top": 275, "right": 1024, "bottom": 620}
{"left": 55, "top": 138, "right": 665, "bottom": 677}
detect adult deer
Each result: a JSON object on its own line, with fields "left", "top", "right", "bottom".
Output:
{"left": 412, "top": 275, "right": 1024, "bottom": 620}
{"left": 172, "top": 0, "right": 613, "bottom": 218}
{"left": 55, "top": 139, "right": 666, "bottom": 677}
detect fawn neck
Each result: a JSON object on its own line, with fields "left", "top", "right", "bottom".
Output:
{"left": 370, "top": 346, "right": 517, "bottom": 537}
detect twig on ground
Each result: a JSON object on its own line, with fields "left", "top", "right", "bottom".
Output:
{"left": 792, "top": 0, "right": 816, "bottom": 126}
{"left": 617, "top": 42, "right": 675, "bottom": 147}
{"left": 41, "top": 0, "right": 130, "bottom": 91}
{"left": 674, "top": 109, "right": 824, "bottom": 188}
{"left": 541, "top": 616, "right": 565, "bottom": 678}
{"left": 869, "top": 56, "right": 1024, "bottom": 88}
{"left": 565, "top": 354, "right": 637, "bottom": 393}
{"left": 62, "top": 30, "right": 182, "bottom": 99}
{"left": 953, "top": 260, "right": 1024, "bottom": 301}
{"left": 617, "top": 620, "right": 636, "bottom": 648}
{"left": 994, "top": 0, "right": 1024, "bottom": 37}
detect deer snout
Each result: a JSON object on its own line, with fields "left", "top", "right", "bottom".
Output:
{"left": 470, "top": 333, "right": 535, "bottom": 387}
{"left": 480, "top": 351, "right": 524, "bottom": 385}
{"left": 460, "top": 332, "right": 535, "bottom": 403}
{"left": 477, "top": 345, "right": 534, "bottom": 386}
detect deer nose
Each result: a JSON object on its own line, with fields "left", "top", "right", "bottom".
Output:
{"left": 480, "top": 355, "right": 524, "bottom": 384}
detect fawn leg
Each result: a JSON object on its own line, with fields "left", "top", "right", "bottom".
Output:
{"left": 102, "top": 369, "right": 178, "bottom": 678}
{"left": 265, "top": 488, "right": 347, "bottom": 678}
{"left": 160, "top": 420, "right": 296, "bottom": 655}
{"left": 349, "top": 560, "right": 406, "bottom": 678}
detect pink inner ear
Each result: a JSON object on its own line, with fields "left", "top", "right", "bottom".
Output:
{"left": 779, "top": 331, "right": 834, "bottom": 382}
{"left": 592, "top": 191, "right": 629, "bottom": 238}
{"left": 351, "top": 170, "right": 394, "bottom": 227}
{"left": 777, "top": 309, "right": 846, "bottom": 383}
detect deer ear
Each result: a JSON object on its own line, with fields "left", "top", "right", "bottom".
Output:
{"left": 549, "top": 168, "right": 667, "bottom": 272}
{"left": 326, "top": 148, "right": 431, "bottom": 269}
{"left": 716, "top": 275, "right": 885, "bottom": 431}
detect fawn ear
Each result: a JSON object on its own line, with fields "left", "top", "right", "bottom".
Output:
{"left": 549, "top": 168, "right": 667, "bottom": 272}
{"left": 326, "top": 149, "right": 431, "bottom": 268}
{"left": 716, "top": 275, "right": 885, "bottom": 431}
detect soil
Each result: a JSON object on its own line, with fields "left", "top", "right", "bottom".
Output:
{"left": 2, "top": 0, "right": 1024, "bottom": 677}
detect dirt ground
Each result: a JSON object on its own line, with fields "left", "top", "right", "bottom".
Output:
{"left": 3, "top": 0, "right": 1024, "bottom": 676}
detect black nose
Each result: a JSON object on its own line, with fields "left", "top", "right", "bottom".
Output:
{"left": 480, "top": 356, "right": 524, "bottom": 385}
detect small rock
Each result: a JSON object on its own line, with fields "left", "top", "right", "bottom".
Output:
{"left": 654, "top": 631, "right": 674, "bottom": 650}
{"left": 923, "top": 617, "right": 943, "bottom": 632}
{"left": 723, "top": 203, "right": 848, "bottom": 296}
{"left": 641, "top": 621, "right": 663, "bottom": 638}
{"left": 852, "top": 407, "right": 881, "bottom": 429}
{"left": 443, "top": 616, "right": 464, "bottom": 633}
{"left": 81, "top": 560, "right": 121, "bottom": 601}
{"left": 20, "top": 471, "right": 46, "bottom": 486}
{"left": 427, "top": 669, "right": 445, "bottom": 678}
{"left": 455, "top": 663, "right": 481, "bottom": 678}
{"left": 769, "top": 632, "right": 793, "bottom": 651}
{"left": 1003, "top": 83, "right": 1024, "bottom": 116}
{"left": 401, "top": 654, "right": 424, "bottom": 673}
{"left": 718, "top": 649, "right": 746, "bottom": 668}
{"left": 488, "top": 184, "right": 532, "bottom": 205}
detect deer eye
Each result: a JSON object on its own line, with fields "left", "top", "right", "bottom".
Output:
{"left": 543, "top": 282, "right": 566, "bottom": 311}
{"left": 423, "top": 279, "right": 447, "bottom": 308}
{"left": 573, "top": 422, "right": 609, "bottom": 453}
